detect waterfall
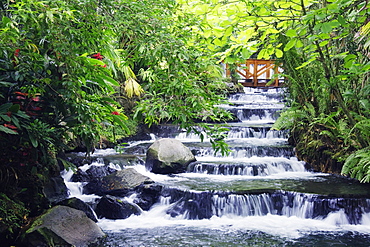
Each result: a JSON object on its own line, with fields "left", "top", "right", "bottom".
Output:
{"left": 63, "top": 86, "right": 370, "bottom": 246}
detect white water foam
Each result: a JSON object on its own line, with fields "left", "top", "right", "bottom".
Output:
{"left": 60, "top": 160, "right": 122, "bottom": 202}
{"left": 97, "top": 205, "right": 370, "bottom": 239}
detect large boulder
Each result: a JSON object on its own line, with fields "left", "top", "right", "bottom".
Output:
{"left": 58, "top": 197, "right": 98, "bottom": 222}
{"left": 95, "top": 195, "right": 141, "bottom": 219}
{"left": 145, "top": 138, "right": 196, "bottom": 174}
{"left": 72, "top": 165, "right": 117, "bottom": 182}
{"left": 21, "top": 205, "right": 104, "bottom": 247}
{"left": 83, "top": 168, "right": 154, "bottom": 196}
{"left": 134, "top": 184, "right": 163, "bottom": 210}
{"left": 43, "top": 176, "right": 69, "bottom": 204}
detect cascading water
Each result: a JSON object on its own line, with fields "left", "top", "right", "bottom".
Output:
{"left": 63, "top": 87, "right": 370, "bottom": 246}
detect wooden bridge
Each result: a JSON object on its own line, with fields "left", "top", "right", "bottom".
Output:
{"left": 225, "top": 59, "right": 284, "bottom": 87}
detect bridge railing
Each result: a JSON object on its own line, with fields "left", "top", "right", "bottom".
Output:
{"left": 225, "top": 59, "right": 284, "bottom": 87}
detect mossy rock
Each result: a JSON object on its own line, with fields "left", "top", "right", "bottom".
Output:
{"left": 145, "top": 138, "right": 196, "bottom": 174}
{"left": 20, "top": 205, "right": 105, "bottom": 247}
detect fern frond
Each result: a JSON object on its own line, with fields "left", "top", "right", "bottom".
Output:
{"left": 272, "top": 107, "right": 306, "bottom": 130}
{"left": 342, "top": 147, "right": 370, "bottom": 182}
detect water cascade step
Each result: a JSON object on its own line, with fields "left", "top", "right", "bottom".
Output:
{"left": 63, "top": 87, "right": 370, "bottom": 246}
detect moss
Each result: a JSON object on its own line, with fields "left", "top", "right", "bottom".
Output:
{"left": 0, "top": 193, "right": 29, "bottom": 242}
{"left": 290, "top": 124, "right": 345, "bottom": 175}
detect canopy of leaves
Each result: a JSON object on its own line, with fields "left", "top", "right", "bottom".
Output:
{"left": 179, "top": 0, "right": 370, "bottom": 181}
{"left": 0, "top": 0, "right": 236, "bottom": 239}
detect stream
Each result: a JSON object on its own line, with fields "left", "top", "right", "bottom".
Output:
{"left": 63, "top": 87, "right": 370, "bottom": 246}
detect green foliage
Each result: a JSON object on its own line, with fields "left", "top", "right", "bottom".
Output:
{"left": 272, "top": 107, "right": 307, "bottom": 131}
{"left": 0, "top": 0, "right": 137, "bottom": 225}
{"left": 0, "top": 0, "right": 236, "bottom": 203}
{"left": 101, "top": 118, "right": 138, "bottom": 145}
{"left": 342, "top": 148, "right": 370, "bottom": 183}
{"left": 0, "top": 193, "right": 29, "bottom": 237}
{"left": 181, "top": 0, "right": 370, "bottom": 179}
{"left": 0, "top": 0, "right": 132, "bottom": 154}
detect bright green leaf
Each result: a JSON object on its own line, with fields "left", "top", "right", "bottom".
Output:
{"left": 319, "top": 40, "right": 329, "bottom": 47}
{"left": 224, "top": 26, "right": 233, "bottom": 37}
{"left": 321, "top": 23, "right": 333, "bottom": 33}
{"left": 275, "top": 48, "right": 283, "bottom": 58}
{"left": 284, "top": 38, "right": 296, "bottom": 51}
{"left": 286, "top": 29, "right": 297, "bottom": 37}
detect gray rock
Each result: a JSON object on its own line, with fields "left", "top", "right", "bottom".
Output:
{"left": 102, "top": 168, "right": 154, "bottom": 190}
{"left": 134, "top": 183, "right": 163, "bottom": 210}
{"left": 83, "top": 168, "right": 154, "bottom": 196}
{"left": 43, "top": 175, "right": 68, "bottom": 204}
{"left": 72, "top": 165, "right": 117, "bottom": 182}
{"left": 58, "top": 197, "right": 98, "bottom": 222}
{"left": 95, "top": 195, "right": 141, "bottom": 219}
{"left": 21, "top": 205, "right": 105, "bottom": 247}
{"left": 145, "top": 138, "right": 196, "bottom": 174}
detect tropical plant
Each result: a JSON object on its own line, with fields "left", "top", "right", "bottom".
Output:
{"left": 178, "top": 0, "right": 370, "bottom": 180}
{"left": 0, "top": 0, "right": 136, "bottom": 223}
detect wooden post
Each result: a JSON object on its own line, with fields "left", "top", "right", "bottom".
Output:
{"left": 253, "top": 60, "right": 258, "bottom": 87}
{"left": 266, "top": 61, "right": 271, "bottom": 84}
{"left": 226, "top": 64, "right": 231, "bottom": 77}
{"left": 274, "top": 64, "right": 278, "bottom": 87}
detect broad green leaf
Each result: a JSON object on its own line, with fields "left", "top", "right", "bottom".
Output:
{"left": 337, "top": 15, "right": 346, "bottom": 25}
{"left": 0, "top": 103, "right": 12, "bottom": 113}
{"left": 94, "top": 77, "right": 114, "bottom": 92}
{"left": 275, "top": 48, "right": 283, "bottom": 58}
{"left": 213, "top": 38, "right": 225, "bottom": 46}
{"left": 329, "top": 20, "right": 340, "bottom": 28}
{"left": 14, "top": 111, "right": 30, "bottom": 119}
{"left": 319, "top": 40, "right": 329, "bottom": 47}
{"left": 0, "top": 114, "right": 11, "bottom": 122}
{"left": 286, "top": 29, "right": 297, "bottom": 37}
{"left": 194, "top": 4, "right": 209, "bottom": 15}
{"left": 344, "top": 54, "right": 357, "bottom": 63}
{"left": 257, "top": 49, "right": 269, "bottom": 59}
{"left": 224, "top": 26, "right": 233, "bottom": 37}
{"left": 9, "top": 104, "right": 20, "bottom": 113}
{"left": 0, "top": 125, "right": 17, "bottom": 135}
{"left": 30, "top": 135, "right": 38, "bottom": 147}
{"left": 11, "top": 115, "right": 20, "bottom": 128}
{"left": 284, "top": 38, "right": 296, "bottom": 51}
{"left": 344, "top": 58, "right": 356, "bottom": 68}
{"left": 321, "top": 23, "right": 333, "bottom": 33}
{"left": 0, "top": 81, "right": 15, "bottom": 87}
{"left": 101, "top": 97, "right": 119, "bottom": 105}
{"left": 85, "top": 57, "right": 106, "bottom": 66}
{"left": 318, "top": 33, "right": 330, "bottom": 39}
{"left": 46, "top": 11, "right": 54, "bottom": 23}
{"left": 101, "top": 74, "right": 120, "bottom": 87}
{"left": 327, "top": 3, "right": 339, "bottom": 11}
{"left": 296, "top": 39, "right": 303, "bottom": 48}
{"left": 203, "top": 29, "right": 212, "bottom": 38}
{"left": 314, "top": 23, "right": 322, "bottom": 31}
{"left": 241, "top": 48, "right": 252, "bottom": 59}
{"left": 266, "top": 28, "right": 279, "bottom": 34}
{"left": 213, "top": 29, "right": 224, "bottom": 38}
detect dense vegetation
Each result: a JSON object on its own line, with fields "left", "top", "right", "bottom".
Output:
{"left": 179, "top": 0, "right": 370, "bottom": 181}
{"left": 0, "top": 0, "right": 232, "bottom": 242}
